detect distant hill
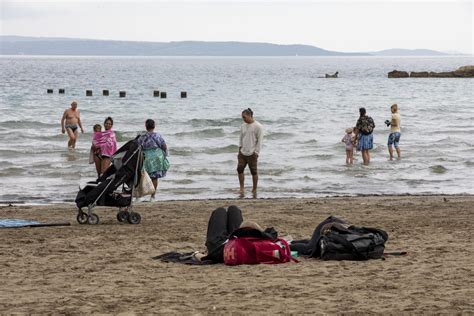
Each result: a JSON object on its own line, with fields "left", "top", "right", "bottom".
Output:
{"left": 370, "top": 48, "right": 449, "bottom": 56}
{"left": 0, "top": 36, "right": 457, "bottom": 57}
{"left": 0, "top": 36, "right": 369, "bottom": 56}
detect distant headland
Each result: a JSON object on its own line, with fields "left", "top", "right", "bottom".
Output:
{"left": 0, "top": 36, "right": 466, "bottom": 57}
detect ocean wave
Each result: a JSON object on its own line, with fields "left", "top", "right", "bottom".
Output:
{"left": 186, "top": 117, "right": 297, "bottom": 128}
{"left": 430, "top": 165, "right": 448, "bottom": 174}
{"left": 404, "top": 178, "right": 451, "bottom": 186}
{"left": 260, "top": 186, "right": 318, "bottom": 194}
{"left": 169, "top": 179, "right": 194, "bottom": 185}
{"left": 184, "top": 168, "right": 233, "bottom": 176}
{"left": 313, "top": 154, "right": 334, "bottom": 160}
{"left": 303, "top": 175, "right": 318, "bottom": 182}
{"left": 371, "top": 144, "right": 383, "bottom": 153}
{"left": 433, "top": 138, "right": 474, "bottom": 148}
{"left": 465, "top": 161, "right": 474, "bottom": 167}
{"left": 0, "top": 194, "right": 50, "bottom": 203}
{"left": 297, "top": 139, "right": 318, "bottom": 145}
{"left": 115, "top": 131, "right": 138, "bottom": 142}
{"left": 161, "top": 188, "right": 207, "bottom": 195}
{"left": 206, "top": 144, "right": 239, "bottom": 154}
{"left": 188, "top": 118, "right": 242, "bottom": 127}
{"left": 427, "top": 129, "right": 474, "bottom": 135}
{"left": 265, "top": 131, "right": 295, "bottom": 140}
{"left": 298, "top": 154, "right": 321, "bottom": 159}
{"left": 0, "top": 148, "right": 67, "bottom": 157}
{"left": 174, "top": 128, "right": 225, "bottom": 138}
{"left": 0, "top": 120, "right": 57, "bottom": 130}
{"left": 261, "top": 167, "right": 295, "bottom": 176}
{"left": 169, "top": 147, "right": 194, "bottom": 156}
{"left": 0, "top": 167, "right": 27, "bottom": 177}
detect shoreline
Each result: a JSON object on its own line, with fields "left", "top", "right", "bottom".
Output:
{"left": 1, "top": 192, "right": 473, "bottom": 206}
{"left": 1, "top": 195, "right": 473, "bottom": 313}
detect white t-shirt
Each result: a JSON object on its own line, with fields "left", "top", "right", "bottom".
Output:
{"left": 239, "top": 121, "right": 264, "bottom": 156}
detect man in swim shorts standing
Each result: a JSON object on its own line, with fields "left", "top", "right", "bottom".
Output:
{"left": 387, "top": 103, "right": 401, "bottom": 160}
{"left": 237, "top": 108, "right": 263, "bottom": 197}
{"left": 61, "top": 100, "right": 84, "bottom": 149}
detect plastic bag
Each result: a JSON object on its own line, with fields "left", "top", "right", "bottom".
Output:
{"left": 133, "top": 169, "right": 156, "bottom": 197}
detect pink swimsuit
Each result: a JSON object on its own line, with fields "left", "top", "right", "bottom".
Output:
{"left": 342, "top": 134, "right": 353, "bottom": 150}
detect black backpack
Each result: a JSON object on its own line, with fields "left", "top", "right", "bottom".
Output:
{"left": 314, "top": 225, "right": 388, "bottom": 260}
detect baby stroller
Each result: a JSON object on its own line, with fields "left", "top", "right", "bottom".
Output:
{"left": 75, "top": 137, "right": 143, "bottom": 225}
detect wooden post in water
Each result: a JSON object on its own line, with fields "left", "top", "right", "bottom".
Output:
{"left": 59, "top": 89, "right": 65, "bottom": 94}
{"left": 103, "top": 90, "right": 109, "bottom": 96}
{"left": 47, "top": 89, "right": 53, "bottom": 94}
{"left": 181, "top": 91, "right": 187, "bottom": 98}
{"left": 160, "top": 92, "right": 167, "bottom": 98}
{"left": 153, "top": 90, "right": 160, "bottom": 97}
{"left": 86, "top": 90, "right": 93, "bottom": 96}
{"left": 119, "top": 91, "right": 126, "bottom": 98}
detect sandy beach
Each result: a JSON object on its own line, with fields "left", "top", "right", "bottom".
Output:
{"left": 1, "top": 195, "right": 473, "bottom": 314}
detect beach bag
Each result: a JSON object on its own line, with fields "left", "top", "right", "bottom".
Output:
{"left": 223, "top": 237, "right": 294, "bottom": 266}
{"left": 133, "top": 169, "right": 155, "bottom": 197}
{"left": 316, "top": 225, "right": 388, "bottom": 260}
{"left": 143, "top": 148, "right": 170, "bottom": 174}
{"left": 358, "top": 116, "right": 375, "bottom": 135}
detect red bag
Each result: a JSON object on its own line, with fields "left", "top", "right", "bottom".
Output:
{"left": 223, "top": 237, "right": 296, "bottom": 266}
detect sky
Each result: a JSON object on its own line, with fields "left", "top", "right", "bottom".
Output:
{"left": 1, "top": 0, "right": 473, "bottom": 54}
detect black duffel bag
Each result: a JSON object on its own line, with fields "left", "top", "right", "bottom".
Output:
{"left": 315, "top": 224, "right": 388, "bottom": 260}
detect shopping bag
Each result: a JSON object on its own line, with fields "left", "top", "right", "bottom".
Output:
{"left": 133, "top": 169, "right": 156, "bottom": 197}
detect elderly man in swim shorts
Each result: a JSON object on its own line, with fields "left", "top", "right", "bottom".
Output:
{"left": 61, "top": 100, "right": 84, "bottom": 149}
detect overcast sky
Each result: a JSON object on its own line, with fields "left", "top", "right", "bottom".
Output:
{"left": 1, "top": 0, "right": 472, "bottom": 53}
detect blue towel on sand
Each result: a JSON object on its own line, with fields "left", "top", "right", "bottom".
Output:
{"left": 0, "top": 219, "right": 40, "bottom": 228}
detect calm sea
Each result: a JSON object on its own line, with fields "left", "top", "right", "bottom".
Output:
{"left": 0, "top": 56, "right": 473, "bottom": 203}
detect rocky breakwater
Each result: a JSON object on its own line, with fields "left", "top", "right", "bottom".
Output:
{"left": 388, "top": 65, "right": 474, "bottom": 78}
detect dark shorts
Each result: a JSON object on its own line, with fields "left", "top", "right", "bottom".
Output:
{"left": 388, "top": 132, "right": 401, "bottom": 148}
{"left": 237, "top": 152, "right": 258, "bottom": 175}
{"left": 65, "top": 124, "right": 78, "bottom": 133}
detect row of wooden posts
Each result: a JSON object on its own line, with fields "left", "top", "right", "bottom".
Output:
{"left": 46, "top": 89, "right": 187, "bottom": 98}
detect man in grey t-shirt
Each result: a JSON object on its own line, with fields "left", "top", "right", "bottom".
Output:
{"left": 237, "top": 108, "right": 263, "bottom": 196}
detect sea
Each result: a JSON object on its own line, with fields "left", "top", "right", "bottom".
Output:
{"left": 0, "top": 56, "right": 473, "bottom": 204}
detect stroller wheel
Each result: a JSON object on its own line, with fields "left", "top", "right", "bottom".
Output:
{"left": 87, "top": 213, "right": 100, "bottom": 225}
{"left": 77, "top": 211, "right": 88, "bottom": 224}
{"left": 127, "top": 212, "right": 141, "bottom": 225}
{"left": 117, "top": 210, "right": 129, "bottom": 223}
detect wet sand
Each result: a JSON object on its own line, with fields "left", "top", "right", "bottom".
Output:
{"left": 1, "top": 195, "right": 473, "bottom": 314}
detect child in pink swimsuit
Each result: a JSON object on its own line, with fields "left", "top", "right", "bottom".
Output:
{"left": 341, "top": 127, "right": 354, "bottom": 164}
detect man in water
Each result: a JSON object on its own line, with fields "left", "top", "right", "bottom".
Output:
{"left": 237, "top": 108, "right": 263, "bottom": 196}
{"left": 61, "top": 100, "right": 84, "bottom": 149}
{"left": 387, "top": 103, "right": 401, "bottom": 160}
